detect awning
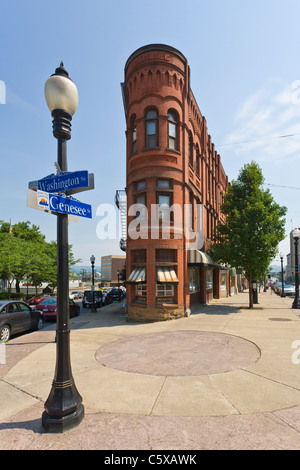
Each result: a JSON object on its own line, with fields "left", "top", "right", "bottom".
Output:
{"left": 157, "top": 266, "right": 179, "bottom": 284}
{"left": 187, "top": 250, "right": 225, "bottom": 268}
{"left": 126, "top": 267, "right": 146, "bottom": 284}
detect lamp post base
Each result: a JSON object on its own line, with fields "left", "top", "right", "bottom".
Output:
{"left": 292, "top": 298, "right": 300, "bottom": 309}
{"left": 42, "top": 404, "right": 84, "bottom": 433}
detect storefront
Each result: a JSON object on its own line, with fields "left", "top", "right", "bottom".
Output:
{"left": 187, "top": 250, "right": 227, "bottom": 305}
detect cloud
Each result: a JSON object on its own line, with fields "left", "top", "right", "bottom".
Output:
{"left": 222, "top": 79, "right": 300, "bottom": 163}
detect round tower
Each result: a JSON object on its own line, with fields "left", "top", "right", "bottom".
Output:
{"left": 123, "top": 44, "right": 190, "bottom": 321}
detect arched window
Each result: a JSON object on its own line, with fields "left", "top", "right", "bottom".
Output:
{"left": 189, "top": 133, "right": 193, "bottom": 167}
{"left": 132, "top": 117, "right": 137, "bottom": 153}
{"left": 168, "top": 110, "right": 178, "bottom": 150}
{"left": 145, "top": 109, "right": 158, "bottom": 148}
{"left": 195, "top": 144, "right": 200, "bottom": 176}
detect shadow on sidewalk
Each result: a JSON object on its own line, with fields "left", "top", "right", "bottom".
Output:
{"left": 191, "top": 303, "right": 241, "bottom": 316}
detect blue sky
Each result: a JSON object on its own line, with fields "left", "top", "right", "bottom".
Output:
{"left": 0, "top": 0, "right": 299, "bottom": 266}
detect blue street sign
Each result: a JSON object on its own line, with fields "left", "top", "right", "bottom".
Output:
{"left": 29, "top": 170, "right": 89, "bottom": 193}
{"left": 37, "top": 190, "right": 92, "bottom": 219}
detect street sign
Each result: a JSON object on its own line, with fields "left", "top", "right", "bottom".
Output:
{"left": 66, "top": 173, "right": 95, "bottom": 195}
{"left": 28, "top": 170, "right": 89, "bottom": 193}
{"left": 36, "top": 190, "right": 92, "bottom": 218}
{"left": 27, "top": 189, "right": 79, "bottom": 222}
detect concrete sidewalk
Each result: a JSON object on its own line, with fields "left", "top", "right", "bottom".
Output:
{"left": 1, "top": 289, "right": 300, "bottom": 450}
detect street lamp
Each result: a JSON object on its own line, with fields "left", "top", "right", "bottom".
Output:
{"left": 280, "top": 253, "right": 285, "bottom": 297}
{"left": 90, "top": 255, "right": 95, "bottom": 310}
{"left": 42, "top": 62, "right": 84, "bottom": 432}
{"left": 117, "top": 269, "right": 120, "bottom": 301}
{"left": 292, "top": 228, "right": 300, "bottom": 309}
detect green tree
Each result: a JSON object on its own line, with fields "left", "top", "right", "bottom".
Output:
{"left": 0, "top": 221, "right": 80, "bottom": 295}
{"left": 209, "top": 161, "right": 287, "bottom": 308}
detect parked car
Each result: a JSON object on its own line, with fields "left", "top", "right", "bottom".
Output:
{"left": 28, "top": 294, "right": 51, "bottom": 305}
{"left": 35, "top": 297, "right": 80, "bottom": 320}
{"left": 69, "top": 291, "right": 84, "bottom": 300}
{"left": 0, "top": 300, "right": 44, "bottom": 342}
{"left": 82, "top": 290, "right": 103, "bottom": 308}
{"left": 110, "top": 288, "right": 125, "bottom": 301}
{"left": 283, "top": 284, "right": 295, "bottom": 296}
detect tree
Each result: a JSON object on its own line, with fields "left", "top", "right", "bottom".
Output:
{"left": 209, "top": 161, "right": 287, "bottom": 308}
{"left": 0, "top": 221, "right": 81, "bottom": 294}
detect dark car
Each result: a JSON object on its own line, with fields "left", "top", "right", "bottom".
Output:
{"left": 110, "top": 288, "right": 125, "bottom": 301}
{"left": 82, "top": 290, "right": 103, "bottom": 308}
{"left": 0, "top": 300, "right": 44, "bottom": 342}
{"left": 35, "top": 297, "right": 80, "bottom": 320}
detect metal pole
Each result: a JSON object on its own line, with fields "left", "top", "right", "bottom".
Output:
{"left": 92, "top": 259, "right": 95, "bottom": 310}
{"left": 280, "top": 256, "right": 285, "bottom": 297}
{"left": 293, "top": 236, "right": 300, "bottom": 309}
{"left": 42, "top": 121, "right": 84, "bottom": 433}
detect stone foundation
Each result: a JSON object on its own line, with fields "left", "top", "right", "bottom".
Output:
{"left": 128, "top": 303, "right": 185, "bottom": 322}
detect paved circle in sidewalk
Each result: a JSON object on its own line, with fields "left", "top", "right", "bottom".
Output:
{"left": 96, "top": 330, "right": 261, "bottom": 376}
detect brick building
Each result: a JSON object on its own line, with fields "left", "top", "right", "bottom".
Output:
{"left": 101, "top": 255, "right": 126, "bottom": 284}
{"left": 121, "top": 44, "right": 230, "bottom": 322}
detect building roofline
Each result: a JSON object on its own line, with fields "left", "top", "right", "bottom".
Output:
{"left": 125, "top": 44, "right": 187, "bottom": 71}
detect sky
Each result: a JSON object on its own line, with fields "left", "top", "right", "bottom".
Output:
{"left": 0, "top": 0, "right": 300, "bottom": 267}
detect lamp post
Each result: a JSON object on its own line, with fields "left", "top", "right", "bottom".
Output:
{"left": 90, "top": 255, "right": 95, "bottom": 310}
{"left": 42, "top": 62, "right": 84, "bottom": 432}
{"left": 117, "top": 269, "right": 120, "bottom": 301}
{"left": 292, "top": 228, "right": 300, "bottom": 309}
{"left": 280, "top": 253, "right": 285, "bottom": 297}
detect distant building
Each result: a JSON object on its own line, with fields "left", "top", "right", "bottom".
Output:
{"left": 101, "top": 255, "right": 126, "bottom": 283}
{"left": 286, "top": 229, "right": 300, "bottom": 277}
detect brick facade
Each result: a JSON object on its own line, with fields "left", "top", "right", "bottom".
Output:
{"left": 122, "top": 44, "right": 229, "bottom": 321}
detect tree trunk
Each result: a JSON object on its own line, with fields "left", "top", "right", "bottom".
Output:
{"left": 248, "top": 273, "right": 253, "bottom": 308}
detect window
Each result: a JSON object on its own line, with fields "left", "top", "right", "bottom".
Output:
{"left": 168, "top": 110, "right": 177, "bottom": 150}
{"left": 158, "top": 193, "right": 171, "bottom": 220}
{"left": 145, "top": 109, "right": 158, "bottom": 148}
{"left": 132, "top": 118, "right": 137, "bottom": 153}
{"left": 156, "top": 284, "right": 174, "bottom": 303}
{"left": 189, "top": 133, "right": 193, "bottom": 167}
{"left": 136, "top": 284, "right": 147, "bottom": 298}
{"left": 196, "top": 145, "right": 200, "bottom": 176}
{"left": 18, "top": 303, "right": 30, "bottom": 312}
{"left": 156, "top": 249, "right": 176, "bottom": 263}
{"left": 7, "top": 303, "right": 19, "bottom": 313}
{"left": 133, "top": 249, "right": 146, "bottom": 263}
{"left": 189, "top": 191, "right": 194, "bottom": 229}
{"left": 189, "top": 267, "right": 200, "bottom": 293}
{"left": 206, "top": 269, "right": 213, "bottom": 291}
{"left": 136, "top": 180, "right": 147, "bottom": 191}
{"left": 157, "top": 179, "right": 171, "bottom": 189}
{"left": 135, "top": 193, "right": 146, "bottom": 220}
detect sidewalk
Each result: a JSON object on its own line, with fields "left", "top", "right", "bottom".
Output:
{"left": 1, "top": 289, "right": 300, "bottom": 450}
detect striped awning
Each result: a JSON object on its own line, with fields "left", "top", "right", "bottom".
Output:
{"left": 127, "top": 267, "right": 146, "bottom": 284}
{"left": 157, "top": 266, "right": 179, "bottom": 284}
{"left": 187, "top": 250, "right": 225, "bottom": 268}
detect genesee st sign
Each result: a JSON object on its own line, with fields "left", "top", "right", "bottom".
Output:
{"left": 36, "top": 190, "right": 92, "bottom": 219}
{"left": 28, "top": 170, "right": 91, "bottom": 193}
